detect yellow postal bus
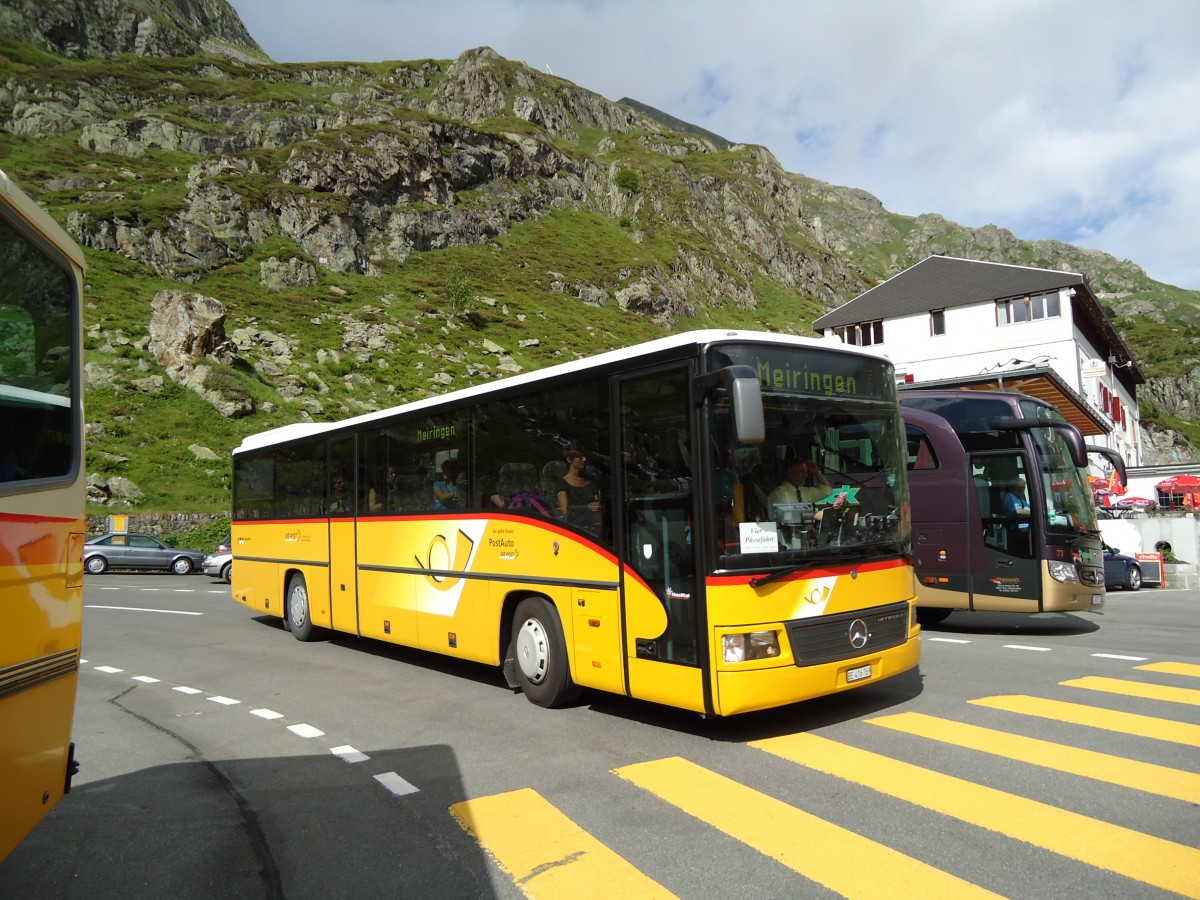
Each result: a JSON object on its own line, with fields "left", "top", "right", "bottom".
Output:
{"left": 232, "top": 330, "right": 920, "bottom": 716}
{"left": 0, "top": 170, "right": 85, "bottom": 861}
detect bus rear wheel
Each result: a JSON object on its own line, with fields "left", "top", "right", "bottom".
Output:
{"left": 512, "top": 597, "right": 580, "bottom": 708}
{"left": 286, "top": 573, "right": 318, "bottom": 641}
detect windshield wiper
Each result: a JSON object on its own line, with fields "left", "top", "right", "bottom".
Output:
{"left": 749, "top": 549, "right": 859, "bottom": 588}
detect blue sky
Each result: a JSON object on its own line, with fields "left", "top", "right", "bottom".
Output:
{"left": 230, "top": 0, "right": 1200, "bottom": 290}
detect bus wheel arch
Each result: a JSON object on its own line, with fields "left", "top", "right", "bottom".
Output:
{"left": 285, "top": 570, "right": 318, "bottom": 641}
{"left": 510, "top": 595, "right": 580, "bottom": 708}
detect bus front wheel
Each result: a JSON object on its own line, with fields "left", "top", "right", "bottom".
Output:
{"left": 512, "top": 598, "right": 580, "bottom": 708}
{"left": 286, "top": 573, "right": 317, "bottom": 641}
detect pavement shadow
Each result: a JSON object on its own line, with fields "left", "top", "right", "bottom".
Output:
{"left": 0, "top": 744, "right": 500, "bottom": 900}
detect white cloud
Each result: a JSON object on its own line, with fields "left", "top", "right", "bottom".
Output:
{"left": 230, "top": 0, "right": 1200, "bottom": 288}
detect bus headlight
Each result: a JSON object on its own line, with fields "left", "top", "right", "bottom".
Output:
{"left": 1048, "top": 560, "right": 1079, "bottom": 583}
{"left": 723, "top": 631, "right": 781, "bottom": 662}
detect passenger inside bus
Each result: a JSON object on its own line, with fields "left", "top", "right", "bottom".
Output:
{"left": 555, "top": 448, "right": 602, "bottom": 534}
{"left": 432, "top": 460, "right": 461, "bottom": 510}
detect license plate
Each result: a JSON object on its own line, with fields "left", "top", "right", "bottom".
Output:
{"left": 1091, "top": 594, "right": 1103, "bottom": 606}
{"left": 846, "top": 664, "right": 872, "bottom": 683}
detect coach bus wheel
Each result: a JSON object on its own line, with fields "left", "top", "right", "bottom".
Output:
{"left": 512, "top": 598, "right": 579, "bottom": 708}
{"left": 286, "top": 573, "right": 317, "bottom": 641}
{"left": 85, "top": 556, "right": 107, "bottom": 575}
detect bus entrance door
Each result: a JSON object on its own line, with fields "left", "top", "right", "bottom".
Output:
{"left": 971, "top": 452, "right": 1041, "bottom": 610}
{"left": 618, "top": 369, "right": 705, "bottom": 712}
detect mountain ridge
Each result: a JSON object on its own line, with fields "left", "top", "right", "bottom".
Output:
{"left": 1, "top": 1, "right": 1196, "bottom": 512}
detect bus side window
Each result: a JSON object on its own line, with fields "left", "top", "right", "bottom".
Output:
{"left": 905, "top": 426, "right": 938, "bottom": 471}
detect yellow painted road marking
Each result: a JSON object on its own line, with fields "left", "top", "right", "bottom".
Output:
{"left": 970, "top": 695, "right": 1200, "bottom": 746}
{"left": 1139, "top": 661, "right": 1200, "bottom": 679}
{"left": 1063, "top": 675, "right": 1200, "bottom": 706}
{"left": 614, "top": 756, "right": 1000, "bottom": 900}
{"left": 752, "top": 733, "right": 1200, "bottom": 899}
{"left": 868, "top": 711, "right": 1200, "bottom": 804}
{"left": 449, "top": 788, "right": 675, "bottom": 899}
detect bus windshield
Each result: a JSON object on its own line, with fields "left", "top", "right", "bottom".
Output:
{"left": 1019, "top": 399, "right": 1098, "bottom": 536}
{"left": 706, "top": 344, "right": 909, "bottom": 572}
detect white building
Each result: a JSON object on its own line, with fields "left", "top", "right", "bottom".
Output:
{"left": 812, "top": 255, "right": 1145, "bottom": 466}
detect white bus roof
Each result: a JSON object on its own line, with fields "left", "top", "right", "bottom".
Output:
{"left": 235, "top": 328, "right": 885, "bottom": 455}
{"left": 0, "top": 169, "right": 86, "bottom": 271}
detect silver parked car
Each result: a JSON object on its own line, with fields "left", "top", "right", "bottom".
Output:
{"left": 84, "top": 533, "right": 207, "bottom": 575}
{"left": 202, "top": 549, "right": 232, "bottom": 584}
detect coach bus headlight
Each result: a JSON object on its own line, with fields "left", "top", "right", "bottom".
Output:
{"left": 723, "top": 631, "right": 781, "bottom": 662}
{"left": 1047, "top": 560, "right": 1079, "bottom": 583}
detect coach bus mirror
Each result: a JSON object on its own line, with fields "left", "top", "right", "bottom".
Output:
{"left": 986, "top": 416, "right": 1088, "bottom": 468}
{"left": 694, "top": 365, "right": 765, "bottom": 445}
{"left": 1087, "top": 445, "right": 1126, "bottom": 485}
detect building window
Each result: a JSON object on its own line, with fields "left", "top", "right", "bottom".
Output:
{"left": 837, "top": 320, "right": 884, "bottom": 346}
{"left": 997, "top": 292, "right": 1061, "bottom": 326}
{"left": 930, "top": 309, "right": 945, "bottom": 336}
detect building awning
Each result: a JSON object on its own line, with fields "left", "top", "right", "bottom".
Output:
{"left": 900, "top": 364, "right": 1111, "bottom": 436}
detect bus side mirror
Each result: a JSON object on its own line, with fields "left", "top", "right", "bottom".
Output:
{"left": 1086, "top": 444, "right": 1126, "bottom": 485}
{"left": 988, "top": 416, "right": 1088, "bottom": 468}
{"left": 695, "top": 365, "right": 765, "bottom": 445}
{"left": 730, "top": 375, "right": 765, "bottom": 445}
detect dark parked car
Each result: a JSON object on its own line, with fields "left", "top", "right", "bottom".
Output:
{"left": 1103, "top": 543, "right": 1142, "bottom": 591}
{"left": 84, "top": 533, "right": 207, "bottom": 575}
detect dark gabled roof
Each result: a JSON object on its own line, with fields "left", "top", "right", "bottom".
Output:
{"left": 813, "top": 255, "right": 1083, "bottom": 329}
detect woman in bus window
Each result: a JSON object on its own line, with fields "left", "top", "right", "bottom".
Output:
{"left": 433, "top": 459, "right": 461, "bottom": 510}
{"left": 556, "top": 448, "right": 601, "bottom": 533}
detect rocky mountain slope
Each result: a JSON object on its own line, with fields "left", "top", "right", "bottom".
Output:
{"left": 1, "top": 0, "right": 1196, "bottom": 511}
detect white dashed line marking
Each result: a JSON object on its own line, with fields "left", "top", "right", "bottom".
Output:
{"left": 174, "top": 686, "right": 203, "bottom": 695}
{"left": 251, "top": 709, "right": 285, "bottom": 720}
{"left": 132, "top": 676, "right": 160, "bottom": 683}
{"left": 94, "top": 666, "right": 124, "bottom": 673}
{"left": 374, "top": 772, "right": 419, "bottom": 796}
{"left": 86, "top": 605, "right": 203, "bottom": 616}
{"left": 288, "top": 724, "right": 325, "bottom": 739}
{"left": 1093, "top": 653, "right": 1149, "bottom": 661}
{"left": 331, "top": 745, "right": 370, "bottom": 764}
{"left": 209, "top": 696, "right": 240, "bottom": 706}
{"left": 140, "top": 588, "right": 161, "bottom": 592}
{"left": 1004, "top": 644, "right": 1052, "bottom": 652}
{"left": 928, "top": 637, "right": 972, "bottom": 644}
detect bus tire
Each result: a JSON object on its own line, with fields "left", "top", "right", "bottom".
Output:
{"left": 286, "top": 573, "right": 317, "bottom": 641}
{"left": 512, "top": 597, "right": 580, "bottom": 708}
{"left": 916, "top": 607, "right": 953, "bottom": 626}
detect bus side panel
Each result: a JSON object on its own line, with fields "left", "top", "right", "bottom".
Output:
{"left": 1, "top": 512, "right": 84, "bottom": 861}
{"left": 706, "top": 562, "right": 919, "bottom": 716}
{"left": 0, "top": 675, "right": 77, "bottom": 861}
{"left": 326, "top": 519, "right": 356, "bottom": 632}
{"left": 231, "top": 520, "right": 330, "bottom": 621}
{"left": 626, "top": 657, "right": 706, "bottom": 713}
{"left": 571, "top": 587, "right": 624, "bottom": 694}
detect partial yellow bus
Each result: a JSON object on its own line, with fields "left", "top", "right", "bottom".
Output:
{"left": 0, "top": 170, "right": 86, "bottom": 861}
{"left": 232, "top": 330, "right": 920, "bottom": 716}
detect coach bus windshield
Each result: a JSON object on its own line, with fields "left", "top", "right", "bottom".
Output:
{"left": 1020, "top": 399, "right": 1098, "bottom": 536}
{"left": 706, "top": 344, "right": 910, "bottom": 572}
